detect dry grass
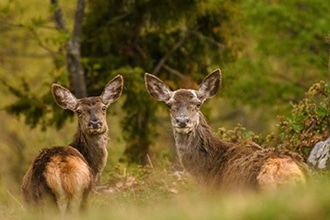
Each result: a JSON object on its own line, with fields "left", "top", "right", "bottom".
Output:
{"left": 1, "top": 164, "right": 330, "bottom": 220}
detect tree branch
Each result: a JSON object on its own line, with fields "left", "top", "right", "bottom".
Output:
{"left": 50, "top": 0, "right": 67, "bottom": 31}
{"left": 198, "top": 33, "right": 226, "bottom": 50}
{"left": 152, "top": 25, "right": 201, "bottom": 75}
{"left": 28, "top": 26, "right": 57, "bottom": 55}
{"left": 163, "top": 64, "right": 185, "bottom": 78}
{"left": 107, "top": 12, "right": 132, "bottom": 26}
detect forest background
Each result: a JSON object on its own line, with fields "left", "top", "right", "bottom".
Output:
{"left": 0, "top": 0, "right": 329, "bottom": 219}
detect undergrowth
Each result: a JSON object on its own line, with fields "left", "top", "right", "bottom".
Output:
{"left": 11, "top": 167, "right": 330, "bottom": 220}
{"left": 217, "top": 81, "right": 330, "bottom": 159}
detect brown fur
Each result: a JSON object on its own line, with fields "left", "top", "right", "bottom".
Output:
{"left": 257, "top": 158, "right": 306, "bottom": 190}
{"left": 145, "top": 70, "right": 309, "bottom": 191}
{"left": 21, "top": 75, "right": 123, "bottom": 214}
{"left": 22, "top": 147, "right": 92, "bottom": 213}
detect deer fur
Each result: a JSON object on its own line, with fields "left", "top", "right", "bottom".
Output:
{"left": 145, "top": 69, "right": 308, "bottom": 191}
{"left": 22, "top": 75, "right": 123, "bottom": 214}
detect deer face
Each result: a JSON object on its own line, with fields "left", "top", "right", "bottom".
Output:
{"left": 145, "top": 69, "right": 221, "bottom": 134}
{"left": 52, "top": 75, "right": 124, "bottom": 135}
{"left": 165, "top": 89, "right": 201, "bottom": 134}
{"left": 74, "top": 97, "right": 109, "bottom": 135}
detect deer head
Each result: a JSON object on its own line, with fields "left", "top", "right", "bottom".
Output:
{"left": 52, "top": 75, "right": 124, "bottom": 135}
{"left": 145, "top": 69, "right": 221, "bottom": 134}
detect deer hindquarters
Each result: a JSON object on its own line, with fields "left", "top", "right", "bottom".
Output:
{"left": 22, "top": 146, "right": 93, "bottom": 213}
{"left": 257, "top": 157, "right": 306, "bottom": 190}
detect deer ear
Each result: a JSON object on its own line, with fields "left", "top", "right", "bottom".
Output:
{"left": 197, "top": 69, "right": 221, "bottom": 102}
{"left": 145, "top": 73, "right": 172, "bottom": 102}
{"left": 101, "top": 75, "right": 124, "bottom": 106}
{"left": 52, "top": 84, "right": 78, "bottom": 111}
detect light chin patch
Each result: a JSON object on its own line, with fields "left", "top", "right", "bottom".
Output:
{"left": 87, "top": 128, "right": 103, "bottom": 135}
{"left": 175, "top": 127, "right": 192, "bottom": 134}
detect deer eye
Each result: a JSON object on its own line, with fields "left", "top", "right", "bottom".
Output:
{"left": 166, "top": 103, "right": 172, "bottom": 109}
{"left": 102, "top": 106, "right": 107, "bottom": 112}
{"left": 76, "top": 109, "right": 82, "bottom": 115}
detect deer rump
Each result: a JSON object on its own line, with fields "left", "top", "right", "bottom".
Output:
{"left": 22, "top": 146, "right": 93, "bottom": 212}
{"left": 209, "top": 142, "right": 308, "bottom": 190}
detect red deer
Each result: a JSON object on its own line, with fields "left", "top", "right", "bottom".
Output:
{"left": 22, "top": 75, "right": 123, "bottom": 214}
{"left": 145, "top": 69, "right": 309, "bottom": 191}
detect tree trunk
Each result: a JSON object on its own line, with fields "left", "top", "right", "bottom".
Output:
{"left": 51, "top": 0, "right": 87, "bottom": 98}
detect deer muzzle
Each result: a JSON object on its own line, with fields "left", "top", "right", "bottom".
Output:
{"left": 174, "top": 116, "right": 193, "bottom": 134}
{"left": 87, "top": 119, "right": 105, "bottom": 135}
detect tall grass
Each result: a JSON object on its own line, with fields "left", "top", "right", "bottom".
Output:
{"left": 2, "top": 166, "right": 330, "bottom": 220}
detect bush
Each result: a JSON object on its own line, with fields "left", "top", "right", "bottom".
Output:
{"left": 276, "top": 81, "right": 330, "bottom": 157}
{"left": 217, "top": 81, "right": 330, "bottom": 159}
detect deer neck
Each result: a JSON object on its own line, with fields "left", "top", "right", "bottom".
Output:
{"left": 173, "top": 112, "right": 221, "bottom": 182}
{"left": 70, "top": 126, "right": 108, "bottom": 177}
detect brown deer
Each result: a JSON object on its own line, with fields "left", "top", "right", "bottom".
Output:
{"left": 22, "top": 75, "right": 123, "bottom": 214}
{"left": 145, "top": 69, "right": 309, "bottom": 191}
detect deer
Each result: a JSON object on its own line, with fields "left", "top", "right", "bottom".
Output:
{"left": 22, "top": 75, "right": 123, "bottom": 214}
{"left": 145, "top": 69, "right": 309, "bottom": 191}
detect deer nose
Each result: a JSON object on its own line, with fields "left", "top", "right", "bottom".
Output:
{"left": 89, "top": 119, "right": 102, "bottom": 129}
{"left": 176, "top": 117, "right": 190, "bottom": 128}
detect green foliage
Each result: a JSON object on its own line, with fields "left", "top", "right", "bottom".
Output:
{"left": 217, "top": 123, "right": 261, "bottom": 144}
{"left": 224, "top": 0, "right": 329, "bottom": 114}
{"left": 1, "top": 77, "right": 73, "bottom": 130}
{"left": 117, "top": 67, "right": 158, "bottom": 164}
{"left": 244, "top": 0, "right": 329, "bottom": 64}
{"left": 276, "top": 81, "right": 330, "bottom": 157}
{"left": 0, "top": 0, "right": 73, "bottom": 129}
{"left": 82, "top": 0, "right": 243, "bottom": 81}
{"left": 218, "top": 81, "right": 330, "bottom": 159}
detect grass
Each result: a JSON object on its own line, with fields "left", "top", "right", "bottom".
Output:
{"left": 2, "top": 165, "right": 330, "bottom": 220}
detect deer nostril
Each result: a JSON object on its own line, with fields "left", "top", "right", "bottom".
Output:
{"left": 178, "top": 122, "right": 186, "bottom": 128}
{"left": 89, "top": 120, "right": 101, "bottom": 128}
{"left": 176, "top": 117, "right": 189, "bottom": 128}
